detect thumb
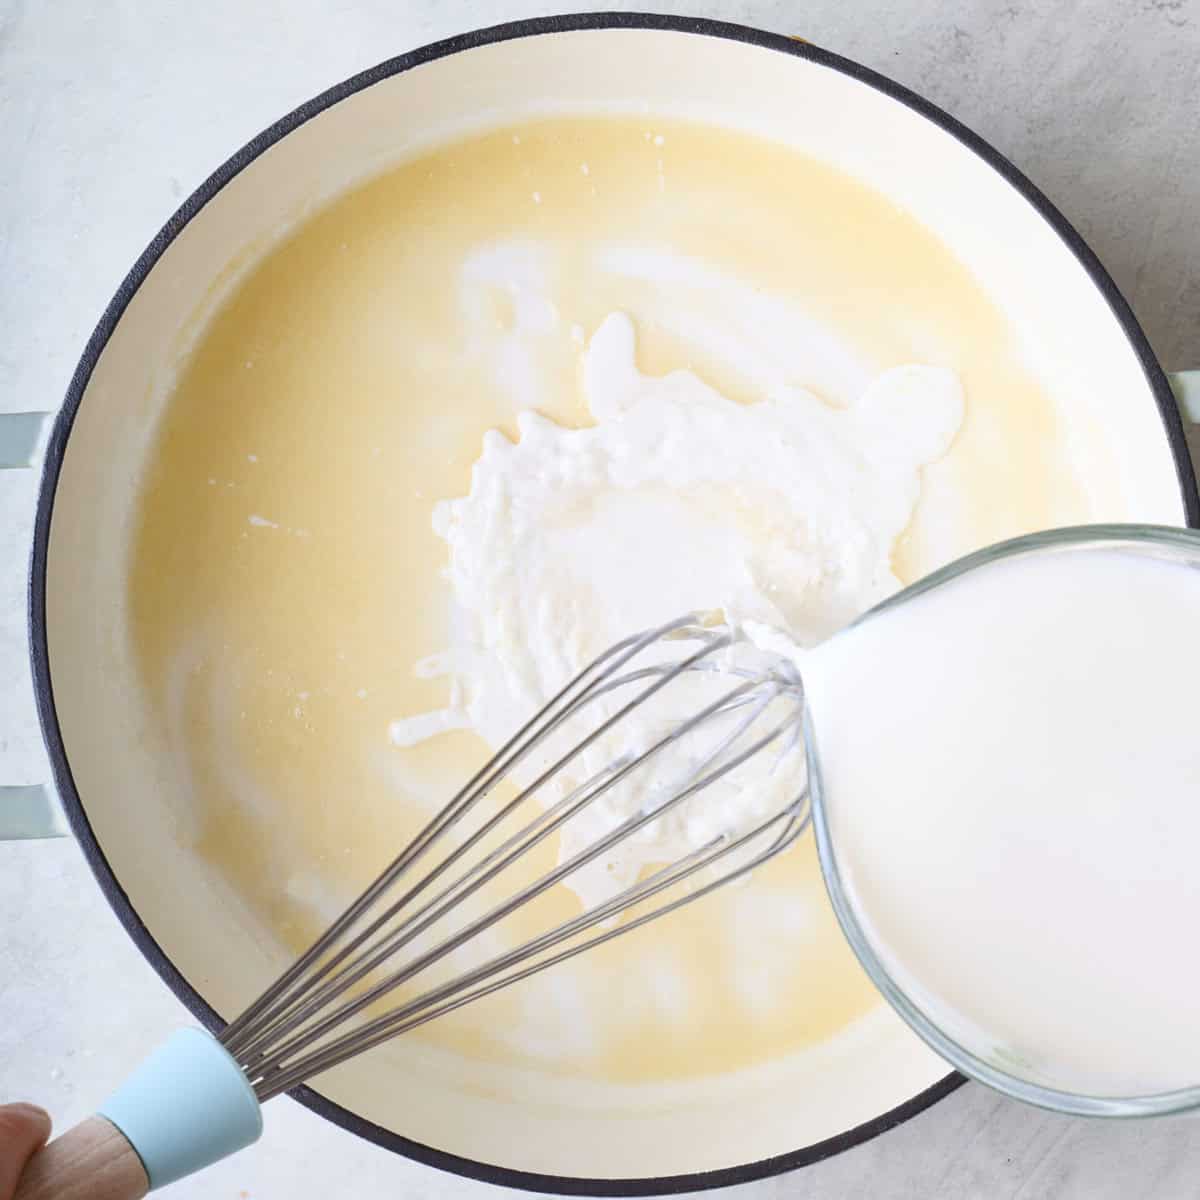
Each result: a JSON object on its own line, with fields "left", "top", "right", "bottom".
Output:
{"left": 0, "top": 1104, "right": 52, "bottom": 1200}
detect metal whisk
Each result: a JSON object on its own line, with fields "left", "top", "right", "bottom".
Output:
{"left": 226, "top": 612, "right": 809, "bottom": 1099}
{"left": 18, "top": 615, "right": 809, "bottom": 1200}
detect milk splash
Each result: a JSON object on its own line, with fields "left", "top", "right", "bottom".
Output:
{"left": 390, "top": 307, "right": 963, "bottom": 903}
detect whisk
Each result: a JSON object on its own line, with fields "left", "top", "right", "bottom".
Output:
{"left": 18, "top": 615, "right": 809, "bottom": 1200}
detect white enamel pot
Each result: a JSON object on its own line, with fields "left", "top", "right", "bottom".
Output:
{"left": 4, "top": 14, "right": 1198, "bottom": 1194}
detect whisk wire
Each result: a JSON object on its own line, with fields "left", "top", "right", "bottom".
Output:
{"left": 222, "top": 617, "right": 703, "bottom": 1052}
{"left": 254, "top": 803, "right": 809, "bottom": 1100}
{"left": 218, "top": 615, "right": 808, "bottom": 1102}
{"left": 236, "top": 674, "right": 764, "bottom": 1077}
{"left": 224, "top": 619, "right": 723, "bottom": 1058}
{"left": 226, "top": 630, "right": 737, "bottom": 1064}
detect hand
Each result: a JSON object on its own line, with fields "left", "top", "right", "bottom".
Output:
{"left": 0, "top": 1104, "right": 51, "bottom": 1200}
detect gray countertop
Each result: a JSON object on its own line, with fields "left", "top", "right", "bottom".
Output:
{"left": 2, "top": 2, "right": 1198, "bottom": 1196}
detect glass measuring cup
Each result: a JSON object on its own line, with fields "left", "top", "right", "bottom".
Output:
{"left": 805, "top": 523, "right": 1200, "bottom": 1118}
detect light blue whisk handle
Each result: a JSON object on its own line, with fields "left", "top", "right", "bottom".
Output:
{"left": 99, "top": 1027, "right": 263, "bottom": 1190}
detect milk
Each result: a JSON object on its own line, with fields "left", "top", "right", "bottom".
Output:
{"left": 393, "top": 310, "right": 963, "bottom": 907}
{"left": 803, "top": 535, "right": 1200, "bottom": 1098}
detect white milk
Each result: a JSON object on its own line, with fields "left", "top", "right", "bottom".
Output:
{"left": 803, "top": 539, "right": 1200, "bottom": 1098}
{"left": 392, "top": 310, "right": 963, "bottom": 906}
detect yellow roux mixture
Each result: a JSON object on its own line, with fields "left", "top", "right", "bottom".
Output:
{"left": 130, "top": 117, "right": 1085, "bottom": 1084}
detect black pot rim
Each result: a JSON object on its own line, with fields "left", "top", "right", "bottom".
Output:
{"left": 28, "top": 10, "right": 1198, "bottom": 1196}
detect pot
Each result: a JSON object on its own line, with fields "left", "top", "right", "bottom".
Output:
{"left": 3, "top": 13, "right": 1197, "bottom": 1194}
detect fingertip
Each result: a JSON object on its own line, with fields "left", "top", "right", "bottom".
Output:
{"left": 0, "top": 1101, "right": 52, "bottom": 1141}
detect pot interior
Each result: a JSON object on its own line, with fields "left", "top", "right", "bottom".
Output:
{"left": 42, "top": 22, "right": 1188, "bottom": 1184}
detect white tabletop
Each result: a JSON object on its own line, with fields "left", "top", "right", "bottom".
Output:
{"left": 2, "top": 3, "right": 1198, "bottom": 1197}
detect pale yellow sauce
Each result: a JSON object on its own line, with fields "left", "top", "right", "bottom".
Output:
{"left": 129, "top": 116, "right": 1086, "bottom": 1084}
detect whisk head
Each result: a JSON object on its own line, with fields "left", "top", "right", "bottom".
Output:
{"left": 220, "top": 614, "right": 810, "bottom": 1100}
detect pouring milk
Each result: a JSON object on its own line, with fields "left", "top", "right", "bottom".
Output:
{"left": 799, "top": 530, "right": 1200, "bottom": 1100}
